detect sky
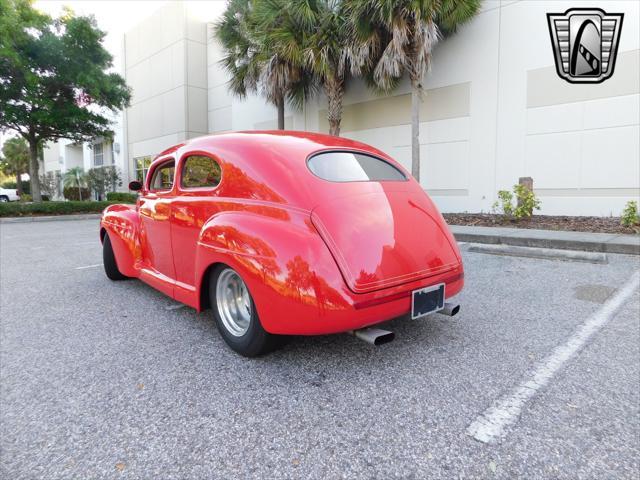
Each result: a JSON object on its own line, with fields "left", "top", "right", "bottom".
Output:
{"left": 1, "top": 0, "right": 170, "bottom": 150}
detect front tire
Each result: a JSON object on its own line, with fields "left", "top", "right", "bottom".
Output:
{"left": 103, "top": 233, "right": 128, "bottom": 281}
{"left": 209, "top": 266, "right": 279, "bottom": 357}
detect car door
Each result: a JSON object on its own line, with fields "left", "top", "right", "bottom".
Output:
{"left": 170, "top": 152, "right": 223, "bottom": 290}
{"left": 138, "top": 157, "right": 177, "bottom": 284}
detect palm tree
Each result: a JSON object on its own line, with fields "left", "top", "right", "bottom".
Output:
{"left": 214, "top": 0, "right": 313, "bottom": 129}
{"left": 63, "top": 166, "right": 87, "bottom": 201}
{"left": 349, "top": 0, "right": 480, "bottom": 180}
{"left": 255, "top": 0, "right": 351, "bottom": 136}
{"left": 0, "top": 137, "right": 29, "bottom": 194}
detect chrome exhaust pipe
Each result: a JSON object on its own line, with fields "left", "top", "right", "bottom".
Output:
{"left": 350, "top": 327, "right": 395, "bottom": 346}
{"left": 439, "top": 303, "right": 460, "bottom": 317}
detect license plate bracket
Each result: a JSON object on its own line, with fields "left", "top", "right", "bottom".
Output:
{"left": 411, "top": 283, "right": 445, "bottom": 319}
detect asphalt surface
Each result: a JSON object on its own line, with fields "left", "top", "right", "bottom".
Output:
{"left": 1, "top": 219, "right": 638, "bottom": 479}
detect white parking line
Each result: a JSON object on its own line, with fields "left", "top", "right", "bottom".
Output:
{"left": 467, "top": 270, "right": 640, "bottom": 444}
{"left": 75, "top": 264, "right": 103, "bottom": 270}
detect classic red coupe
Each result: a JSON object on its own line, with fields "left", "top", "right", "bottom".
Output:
{"left": 100, "top": 131, "right": 464, "bottom": 356}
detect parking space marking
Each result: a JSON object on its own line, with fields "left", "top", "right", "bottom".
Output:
{"left": 75, "top": 264, "right": 103, "bottom": 270}
{"left": 467, "top": 270, "right": 640, "bottom": 445}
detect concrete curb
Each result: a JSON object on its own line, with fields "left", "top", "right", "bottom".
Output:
{"left": 0, "top": 213, "right": 102, "bottom": 224}
{"left": 467, "top": 244, "right": 608, "bottom": 264}
{"left": 451, "top": 225, "right": 640, "bottom": 256}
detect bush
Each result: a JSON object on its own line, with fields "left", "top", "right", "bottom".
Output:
{"left": 19, "top": 193, "right": 32, "bottom": 202}
{"left": 621, "top": 201, "right": 639, "bottom": 228}
{"left": 63, "top": 186, "right": 91, "bottom": 201}
{"left": 1, "top": 180, "right": 30, "bottom": 193}
{"left": 492, "top": 190, "right": 514, "bottom": 217}
{"left": 0, "top": 201, "right": 117, "bottom": 217}
{"left": 492, "top": 184, "right": 541, "bottom": 219}
{"left": 513, "top": 183, "right": 541, "bottom": 218}
{"left": 106, "top": 192, "right": 138, "bottom": 203}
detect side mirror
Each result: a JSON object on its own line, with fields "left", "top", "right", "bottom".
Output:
{"left": 129, "top": 180, "right": 143, "bottom": 192}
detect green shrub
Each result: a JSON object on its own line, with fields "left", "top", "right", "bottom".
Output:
{"left": 492, "top": 184, "right": 541, "bottom": 219}
{"left": 621, "top": 200, "right": 639, "bottom": 228}
{"left": 513, "top": 183, "right": 541, "bottom": 218}
{"left": 106, "top": 191, "right": 138, "bottom": 203}
{"left": 0, "top": 201, "right": 117, "bottom": 217}
{"left": 21, "top": 194, "right": 48, "bottom": 202}
{"left": 492, "top": 190, "right": 514, "bottom": 217}
{"left": 63, "top": 186, "right": 91, "bottom": 201}
{"left": 1, "top": 181, "right": 17, "bottom": 189}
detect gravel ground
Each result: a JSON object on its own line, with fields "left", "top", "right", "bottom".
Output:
{"left": 1, "top": 219, "right": 639, "bottom": 479}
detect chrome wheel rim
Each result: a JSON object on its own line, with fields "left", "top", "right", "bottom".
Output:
{"left": 216, "top": 268, "right": 252, "bottom": 337}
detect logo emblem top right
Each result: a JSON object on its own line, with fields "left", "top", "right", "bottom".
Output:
{"left": 547, "top": 8, "right": 624, "bottom": 84}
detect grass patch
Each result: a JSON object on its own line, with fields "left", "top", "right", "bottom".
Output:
{"left": 0, "top": 201, "right": 119, "bottom": 217}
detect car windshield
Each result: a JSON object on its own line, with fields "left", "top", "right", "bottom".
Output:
{"left": 308, "top": 151, "right": 406, "bottom": 182}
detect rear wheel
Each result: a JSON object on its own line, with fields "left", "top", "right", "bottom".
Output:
{"left": 0, "top": 196, "right": 8, "bottom": 202}
{"left": 103, "top": 233, "right": 128, "bottom": 280}
{"left": 209, "top": 266, "right": 280, "bottom": 357}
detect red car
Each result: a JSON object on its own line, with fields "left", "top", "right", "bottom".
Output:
{"left": 100, "top": 131, "right": 464, "bottom": 356}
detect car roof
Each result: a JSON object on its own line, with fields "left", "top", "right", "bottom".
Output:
{"left": 176, "top": 130, "right": 388, "bottom": 157}
{"left": 152, "top": 131, "right": 408, "bottom": 211}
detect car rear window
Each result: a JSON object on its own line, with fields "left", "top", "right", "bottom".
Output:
{"left": 307, "top": 151, "right": 406, "bottom": 182}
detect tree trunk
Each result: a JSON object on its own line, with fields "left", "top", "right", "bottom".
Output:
{"left": 411, "top": 79, "right": 421, "bottom": 181}
{"left": 15, "top": 172, "right": 23, "bottom": 195}
{"left": 28, "top": 138, "right": 42, "bottom": 202}
{"left": 277, "top": 96, "right": 285, "bottom": 130}
{"left": 325, "top": 76, "right": 344, "bottom": 137}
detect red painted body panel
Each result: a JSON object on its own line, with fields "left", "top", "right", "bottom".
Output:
{"left": 100, "top": 131, "right": 464, "bottom": 335}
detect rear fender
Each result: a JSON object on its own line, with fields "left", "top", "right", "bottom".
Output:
{"left": 100, "top": 204, "right": 141, "bottom": 278}
{"left": 194, "top": 209, "right": 352, "bottom": 333}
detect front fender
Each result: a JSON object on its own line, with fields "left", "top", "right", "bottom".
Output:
{"left": 100, "top": 204, "right": 141, "bottom": 278}
{"left": 194, "top": 209, "right": 354, "bottom": 334}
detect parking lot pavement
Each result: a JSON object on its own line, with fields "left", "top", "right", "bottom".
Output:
{"left": 1, "top": 219, "right": 639, "bottom": 479}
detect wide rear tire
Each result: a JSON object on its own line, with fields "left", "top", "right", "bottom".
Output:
{"left": 209, "top": 266, "right": 280, "bottom": 357}
{"left": 103, "top": 234, "right": 128, "bottom": 281}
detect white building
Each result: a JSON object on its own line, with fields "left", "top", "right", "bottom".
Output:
{"left": 41, "top": 112, "right": 128, "bottom": 198}
{"left": 49, "top": 0, "right": 640, "bottom": 216}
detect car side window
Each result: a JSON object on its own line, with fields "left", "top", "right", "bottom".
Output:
{"left": 149, "top": 160, "right": 175, "bottom": 191}
{"left": 181, "top": 155, "right": 221, "bottom": 189}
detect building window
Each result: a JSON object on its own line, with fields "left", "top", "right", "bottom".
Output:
{"left": 93, "top": 143, "right": 104, "bottom": 166}
{"left": 134, "top": 156, "right": 152, "bottom": 183}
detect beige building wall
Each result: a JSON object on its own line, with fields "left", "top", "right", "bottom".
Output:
{"left": 120, "top": 0, "right": 640, "bottom": 216}
{"left": 124, "top": 1, "right": 210, "bottom": 180}
{"left": 204, "top": 0, "right": 639, "bottom": 216}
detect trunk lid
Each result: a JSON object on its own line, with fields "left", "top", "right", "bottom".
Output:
{"left": 311, "top": 190, "right": 460, "bottom": 294}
